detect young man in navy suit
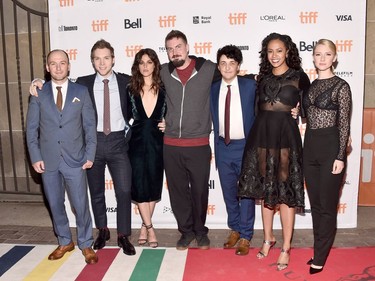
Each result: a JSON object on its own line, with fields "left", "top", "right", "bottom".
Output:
{"left": 27, "top": 50, "right": 98, "bottom": 264}
{"left": 210, "top": 45, "right": 257, "bottom": 255}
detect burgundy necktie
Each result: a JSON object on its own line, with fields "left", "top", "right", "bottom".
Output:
{"left": 224, "top": 85, "right": 231, "bottom": 145}
{"left": 103, "top": 79, "right": 111, "bottom": 135}
{"left": 56, "top": 86, "right": 63, "bottom": 112}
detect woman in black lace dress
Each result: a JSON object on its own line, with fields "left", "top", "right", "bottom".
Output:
{"left": 303, "top": 39, "right": 351, "bottom": 275}
{"left": 127, "top": 48, "right": 166, "bottom": 248}
{"left": 238, "top": 33, "right": 310, "bottom": 270}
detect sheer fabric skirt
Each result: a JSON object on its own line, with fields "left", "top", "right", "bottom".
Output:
{"left": 238, "top": 110, "right": 304, "bottom": 208}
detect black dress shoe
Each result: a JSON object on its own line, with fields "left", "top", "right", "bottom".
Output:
{"left": 306, "top": 258, "right": 313, "bottom": 265}
{"left": 310, "top": 266, "right": 324, "bottom": 274}
{"left": 93, "top": 228, "right": 110, "bottom": 250}
{"left": 118, "top": 235, "right": 136, "bottom": 255}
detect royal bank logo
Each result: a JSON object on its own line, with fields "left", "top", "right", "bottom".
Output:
{"left": 299, "top": 11, "right": 318, "bottom": 24}
{"left": 124, "top": 18, "right": 142, "bottom": 29}
{"left": 228, "top": 12, "right": 247, "bottom": 25}
{"left": 336, "top": 15, "right": 352, "bottom": 21}
{"left": 125, "top": 45, "right": 143, "bottom": 57}
{"left": 59, "top": 0, "right": 74, "bottom": 7}
{"left": 260, "top": 15, "right": 286, "bottom": 22}
{"left": 192, "top": 16, "right": 212, "bottom": 24}
{"left": 159, "top": 16, "right": 176, "bottom": 28}
{"left": 92, "top": 19, "right": 109, "bottom": 32}
{"left": 58, "top": 25, "right": 78, "bottom": 32}
{"left": 236, "top": 45, "right": 249, "bottom": 51}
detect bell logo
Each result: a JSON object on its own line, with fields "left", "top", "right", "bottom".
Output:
{"left": 335, "top": 40, "right": 353, "bottom": 52}
{"left": 125, "top": 45, "right": 143, "bottom": 57}
{"left": 193, "top": 42, "right": 212, "bottom": 54}
{"left": 228, "top": 13, "right": 247, "bottom": 25}
{"left": 299, "top": 12, "right": 318, "bottom": 24}
{"left": 124, "top": 18, "right": 142, "bottom": 29}
{"left": 92, "top": 20, "right": 109, "bottom": 32}
{"left": 159, "top": 16, "right": 176, "bottom": 28}
{"left": 59, "top": 0, "right": 74, "bottom": 7}
{"left": 66, "top": 49, "right": 78, "bottom": 60}
{"left": 304, "top": 68, "right": 317, "bottom": 81}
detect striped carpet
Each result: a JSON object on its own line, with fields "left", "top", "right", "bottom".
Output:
{"left": 1, "top": 244, "right": 374, "bottom": 281}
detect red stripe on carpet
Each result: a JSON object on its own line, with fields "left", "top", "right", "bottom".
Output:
{"left": 75, "top": 248, "right": 120, "bottom": 281}
{"left": 183, "top": 247, "right": 375, "bottom": 281}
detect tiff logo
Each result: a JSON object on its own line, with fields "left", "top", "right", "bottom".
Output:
{"left": 337, "top": 203, "right": 347, "bottom": 214}
{"left": 362, "top": 133, "right": 375, "bottom": 182}
{"left": 304, "top": 68, "right": 318, "bottom": 81}
{"left": 228, "top": 13, "right": 247, "bottom": 25}
{"left": 66, "top": 49, "right": 78, "bottom": 60}
{"left": 125, "top": 45, "right": 143, "bottom": 57}
{"left": 193, "top": 42, "right": 212, "bottom": 54}
{"left": 335, "top": 40, "right": 353, "bottom": 52}
{"left": 105, "top": 179, "right": 114, "bottom": 190}
{"left": 299, "top": 11, "right": 318, "bottom": 24}
{"left": 92, "top": 19, "right": 109, "bottom": 32}
{"left": 159, "top": 16, "right": 176, "bottom": 28}
{"left": 59, "top": 0, "right": 74, "bottom": 6}
{"left": 207, "top": 205, "right": 216, "bottom": 215}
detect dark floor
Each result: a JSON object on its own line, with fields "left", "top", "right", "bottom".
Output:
{"left": 0, "top": 202, "right": 374, "bottom": 249}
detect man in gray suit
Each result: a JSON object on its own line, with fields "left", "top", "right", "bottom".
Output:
{"left": 26, "top": 49, "right": 98, "bottom": 264}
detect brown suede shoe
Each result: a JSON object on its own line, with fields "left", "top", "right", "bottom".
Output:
{"left": 235, "top": 238, "right": 250, "bottom": 256}
{"left": 223, "top": 231, "right": 240, "bottom": 248}
{"left": 82, "top": 247, "right": 98, "bottom": 264}
{"left": 48, "top": 242, "right": 75, "bottom": 260}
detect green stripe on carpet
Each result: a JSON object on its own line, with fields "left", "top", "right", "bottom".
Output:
{"left": 129, "top": 249, "right": 166, "bottom": 281}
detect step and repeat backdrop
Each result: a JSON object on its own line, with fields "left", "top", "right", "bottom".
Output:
{"left": 48, "top": 0, "right": 366, "bottom": 229}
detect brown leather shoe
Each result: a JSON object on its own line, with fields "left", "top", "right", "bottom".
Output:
{"left": 48, "top": 242, "right": 75, "bottom": 260}
{"left": 82, "top": 247, "right": 98, "bottom": 264}
{"left": 223, "top": 231, "right": 240, "bottom": 248}
{"left": 235, "top": 238, "right": 250, "bottom": 256}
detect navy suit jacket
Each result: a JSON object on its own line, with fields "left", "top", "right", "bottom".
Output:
{"left": 26, "top": 80, "right": 97, "bottom": 171}
{"left": 210, "top": 76, "right": 257, "bottom": 166}
{"left": 76, "top": 72, "right": 132, "bottom": 142}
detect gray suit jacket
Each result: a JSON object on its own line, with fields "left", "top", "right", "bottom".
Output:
{"left": 26, "top": 80, "right": 97, "bottom": 171}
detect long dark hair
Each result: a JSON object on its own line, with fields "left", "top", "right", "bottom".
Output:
{"left": 258, "top": 33, "right": 302, "bottom": 83}
{"left": 129, "top": 48, "right": 162, "bottom": 96}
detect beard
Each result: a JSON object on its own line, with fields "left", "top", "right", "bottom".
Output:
{"left": 172, "top": 58, "right": 185, "bottom": 68}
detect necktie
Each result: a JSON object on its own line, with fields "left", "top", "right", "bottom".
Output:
{"left": 224, "top": 85, "right": 231, "bottom": 145}
{"left": 56, "top": 86, "right": 63, "bottom": 112}
{"left": 103, "top": 79, "right": 111, "bottom": 135}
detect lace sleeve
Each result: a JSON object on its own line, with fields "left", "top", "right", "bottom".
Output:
{"left": 336, "top": 81, "right": 352, "bottom": 160}
{"left": 298, "top": 71, "right": 310, "bottom": 118}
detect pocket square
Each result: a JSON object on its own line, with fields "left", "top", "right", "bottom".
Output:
{"left": 72, "top": 97, "right": 80, "bottom": 103}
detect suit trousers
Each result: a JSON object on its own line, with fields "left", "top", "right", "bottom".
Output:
{"left": 42, "top": 158, "right": 93, "bottom": 249}
{"left": 217, "top": 138, "right": 255, "bottom": 240}
{"left": 164, "top": 144, "right": 211, "bottom": 236}
{"left": 303, "top": 126, "right": 345, "bottom": 266}
{"left": 87, "top": 131, "right": 132, "bottom": 236}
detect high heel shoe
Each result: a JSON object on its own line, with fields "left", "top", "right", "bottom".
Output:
{"left": 310, "top": 265, "right": 324, "bottom": 274}
{"left": 145, "top": 224, "right": 158, "bottom": 248}
{"left": 277, "top": 248, "right": 290, "bottom": 271}
{"left": 306, "top": 258, "right": 313, "bottom": 265}
{"left": 256, "top": 240, "right": 276, "bottom": 259}
{"left": 138, "top": 223, "right": 148, "bottom": 246}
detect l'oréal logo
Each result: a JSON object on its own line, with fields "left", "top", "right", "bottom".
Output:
{"left": 260, "top": 15, "right": 286, "bottom": 22}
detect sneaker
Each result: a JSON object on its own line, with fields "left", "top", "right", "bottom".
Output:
{"left": 196, "top": 234, "right": 210, "bottom": 250}
{"left": 176, "top": 233, "right": 195, "bottom": 250}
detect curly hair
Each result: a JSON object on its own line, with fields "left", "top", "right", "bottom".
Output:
{"left": 216, "top": 44, "right": 243, "bottom": 64}
{"left": 258, "top": 33, "right": 302, "bottom": 83}
{"left": 129, "top": 48, "right": 163, "bottom": 96}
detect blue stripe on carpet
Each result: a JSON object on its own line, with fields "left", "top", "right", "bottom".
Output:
{"left": 0, "top": 245, "right": 34, "bottom": 276}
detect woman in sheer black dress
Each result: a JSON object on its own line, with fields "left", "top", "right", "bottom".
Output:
{"left": 303, "top": 39, "right": 351, "bottom": 274}
{"left": 238, "top": 33, "right": 310, "bottom": 271}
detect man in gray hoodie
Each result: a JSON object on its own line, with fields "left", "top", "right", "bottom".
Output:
{"left": 161, "top": 30, "right": 220, "bottom": 250}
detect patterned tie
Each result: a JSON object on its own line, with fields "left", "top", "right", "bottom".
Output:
{"left": 103, "top": 79, "right": 111, "bottom": 135}
{"left": 224, "top": 85, "right": 231, "bottom": 145}
{"left": 56, "top": 86, "right": 63, "bottom": 112}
